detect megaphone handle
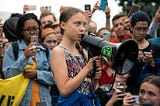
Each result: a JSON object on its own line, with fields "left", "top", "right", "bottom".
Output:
{"left": 92, "top": 60, "right": 96, "bottom": 73}
{"left": 88, "top": 60, "right": 96, "bottom": 78}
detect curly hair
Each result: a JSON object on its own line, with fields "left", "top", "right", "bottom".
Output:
{"left": 16, "top": 13, "right": 41, "bottom": 40}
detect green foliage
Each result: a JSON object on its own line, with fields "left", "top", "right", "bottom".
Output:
{"left": 115, "top": 0, "right": 160, "bottom": 18}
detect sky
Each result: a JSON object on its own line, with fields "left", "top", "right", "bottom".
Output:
{"left": 0, "top": 0, "right": 122, "bottom": 30}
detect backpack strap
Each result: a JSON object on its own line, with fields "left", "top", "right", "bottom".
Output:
{"left": 41, "top": 44, "right": 50, "bottom": 71}
{"left": 12, "top": 42, "right": 19, "bottom": 60}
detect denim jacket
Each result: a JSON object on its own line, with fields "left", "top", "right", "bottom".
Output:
{"left": 3, "top": 40, "right": 55, "bottom": 106}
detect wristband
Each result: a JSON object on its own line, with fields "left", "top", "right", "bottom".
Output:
{"left": 106, "top": 16, "right": 110, "bottom": 19}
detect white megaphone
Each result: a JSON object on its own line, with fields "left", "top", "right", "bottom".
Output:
{"left": 80, "top": 34, "right": 138, "bottom": 75}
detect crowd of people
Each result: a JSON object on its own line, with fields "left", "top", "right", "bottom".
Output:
{"left": 0, "top": 1, "right": 160, "bottom": 106}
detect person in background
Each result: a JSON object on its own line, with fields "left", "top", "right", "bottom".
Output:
{"left": 41, "top": 26, "right": 59, "bottom": 106}
{"left": 43, "top": 22, "right": 62, "bottom": 44}
{"left": 110, "top": 28, "right": 117, "bottom": 38}
{"left": 2, "top": 13, "right": 54, "bottom": 106}
{"left": 123, "top": 16, "right": 132, "bottom": 35}
{"left": 148, "top": 7, "right": 160, "bottom": 46}
{"left": 51, "top": 7, "right": 101, "bottom": 105}
{"left": 107, "top": 13, "right": 132, "bottom": 43}
{"left": 95, "top": 71, "right": 139, "bottom": 106}
{"left": 123, "top": 75, "right": 160, "bottom": 106}
{"left": 97, "top": 27, "right": 111, "bottom": 39}
{"left": 2, "top": 13, "right": 23, "bottom": 78}
{"left": 147, "top": 6, "right": 160, "bottom": 38}
{"left": 92, "top": 1, "right": 111, "bottom": 30}
{"left": 41, "top": 27, "right": 58, "bottom": 50}
{"left": 97, "top": 27, "right": 113, "bottom": 86}
{"left": 23, "top": 4, "right": 57, "bottom": 29}
{"left": 84, "top": 1, "right": 111, "bottom": 35}
{"left": 3, "top": 13, "right": 23, "bottom": 42}
{"left": 127, "top": 11, "right": 160, "bottom": 89}
{"left": 83, "top": 2, "right": 97, "bottom": 35}
{"left": 39, "top": 11, "right": 57, "bottom": 29}
{"left": 148, "top": 36, "right": 160, "bottom": 47}
{"left": 88, "top": 20, "right": 97, "bottom": 35}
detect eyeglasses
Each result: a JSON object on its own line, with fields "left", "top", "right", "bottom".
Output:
{"left": 23, "top": 27, "right": 39, "bottom": 33}
{"left": 135, "top": 27, "right": 148, "bottom": 32}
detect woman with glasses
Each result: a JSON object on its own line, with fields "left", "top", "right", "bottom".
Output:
{"left": 123, "top": 75, "right": 160, "bottom": 106}
{"left": 2, "top": 13, "right": 54, "bottom": 106}
{"left": 127, "top": 11, "right": 160, "bottom": 90}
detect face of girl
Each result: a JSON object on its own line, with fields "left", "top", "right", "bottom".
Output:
{"left": 139, "top": 82, "right": 160, "bottom": 106}
{"left": 43, "top": 34, "right": 58, "bottom": 50}
{"left": 61, "top": 13, "right": 87, "bottom": 42}
{"left": 54, "top": 27, "right": 62, "bottom": 43}
{"left": 22, "top": 19, "right": 39, "bottom": 44}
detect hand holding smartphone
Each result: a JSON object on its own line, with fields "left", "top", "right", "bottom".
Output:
{"left": 100, "top": 0, "right": 108, "bottom": 11}
{"left": 143, "top": 51, "right": 152, "bottom": 55}
{"left": 30, "top": 36, "right": 39, "bottom": 58}
{"left": 128, "top": 96, "right": 139, "bottom": 104}
{"left": 84, "top": 4, "right": 91, "bottom": 11}
{"left": 116, "top": 82, "right": 125, "bottom": 94}
{"left": 31, "top": 36, "right": 39, "bottom": 45}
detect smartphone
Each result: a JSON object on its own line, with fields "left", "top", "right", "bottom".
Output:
{"left": 103, "top": 32, "right": 111, "bottom": 40}
{"left": 31, "top": 36, "right": 38, "bottom": 45}
{"left": 143, "top": 51, "right": 152, "bottom": 55}
{"left": 116, "top": 82, "right": 125, "bottom": 94}
{"left": 28, "top": 5, "right": 37, "bottom": 11}
{"left": 84, "top": 4, "right": 91, "bottom": 11}
{"left": 129, "top": 96, "right": 139, "bottom": 104}
{"left": 100, "top": 0, "right": 108, "bottom": 11}
{"left": 128, "top": 4, "right": 141, "bottom": 17}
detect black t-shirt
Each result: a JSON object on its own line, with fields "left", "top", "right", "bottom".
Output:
{"left": 127, "top": 42, "right": 160, "bottom": 89}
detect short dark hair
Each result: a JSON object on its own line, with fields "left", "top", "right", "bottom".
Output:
{"left": 40, "top": 11, "right": 56, "bottom": 22}
{"left": 112, "top": 13, "right": 127, "bottom": 23}
{"left": 130, "top": 11, "right": 150, "bottom": 27}
{"left": 16, "top": 13, "right": 41, "bottom": 40}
